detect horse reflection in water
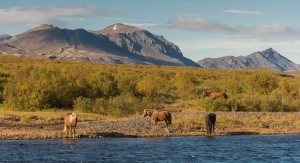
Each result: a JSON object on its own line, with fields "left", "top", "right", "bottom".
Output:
{"left": 63, "top": 138, "right": 76, "bottom": 144}
{"left": 202, "top": 90, "right": 228, "bottom": 100}
{"left": 142, "top": 109, "right": 172, "bottom": 131}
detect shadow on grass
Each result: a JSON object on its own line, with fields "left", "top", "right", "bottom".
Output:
{"left": 227, "top": 132, "right": 259, "bottom": 135}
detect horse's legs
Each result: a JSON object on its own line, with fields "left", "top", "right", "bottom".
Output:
{"left": 165, "top": 120, "right": 171, "bottom": 131}
{"left": 152, "top": 120, "right": 157, "bottom": 130}
{"left": 207, "top": 124, "right": 212, "bottom": 135}
{"left": 65, "top": 126, "right": 69, "bottom": 137}
{"left": 68, "top": 126, "right": 71, "bottom": 137}
{"left": 71, "top": 127, "right": 76, "bottom": 138}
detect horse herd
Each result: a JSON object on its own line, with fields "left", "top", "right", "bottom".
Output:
{"left": 64, "top": 90, "right": 224, "bottom": 138}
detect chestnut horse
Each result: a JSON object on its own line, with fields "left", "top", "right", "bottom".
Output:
{"left": 142, "top": 109, "right": 172, "bottom": 130}
{"left": 63, "top": 112, "right": 78, "bottom": 138}
{"left": 205, "top": 113, "right": 216, "bottom": 135}
{"left": 202, "top": 90, "right": 228, "bottom": 100}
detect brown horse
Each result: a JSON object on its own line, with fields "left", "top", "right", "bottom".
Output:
{"left": 142, "top": 109, "right": 172, "bottom": 130}
{"left": 202, "top": 90, "right": 228, "bottom": 100}
{"left": 63, "top": 112, "right": 78, "bottom": 138}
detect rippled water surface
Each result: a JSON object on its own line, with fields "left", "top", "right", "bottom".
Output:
{"left": 1, "top": 134, "right": 300, "bottom": 162}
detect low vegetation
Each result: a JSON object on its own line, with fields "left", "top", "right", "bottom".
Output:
{"left": 0, "top": 55, "right": 299, "bottom": 116}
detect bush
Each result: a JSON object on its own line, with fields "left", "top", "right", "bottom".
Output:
{"left": 245, "top": 72, "right": 278, "bottom": 95}
{"left": 233, "top": 94, "right": 261, "bottom": 111}
{"left": 73, "top": 97, "right": 95, "bottom": 113}
{"left": 197, "top": 97, "right": 235, "bottom": 112}
{"left": 172, "top": 71, "right": 199, "bottom": 99}
{"left": 106, "top": 93, "right": 142, "bottom": 117}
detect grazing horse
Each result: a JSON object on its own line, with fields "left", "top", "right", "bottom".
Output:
{"left": 142, "top": 109, "right": 172, "bottom": 130}
{"left": 205, "top": 113, "right": 216, "bottom": 135}
{"left": 63, "top": 112, "right": 78, "bottom": 138}
{"left": 202, "top": 90, "right": 228, "bottom": 100}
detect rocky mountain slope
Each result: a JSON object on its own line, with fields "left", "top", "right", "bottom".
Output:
{"left": 0, "top": 24, "right": 199, "bottom": 67}
{"left": 0, "top": 34, "right": 12, "bottom": 42}
{"left": 1, "top": 24, "right": 299, "bottom": 71}
{"left": 197, "top": 48, "right": 300, "bottom": 71}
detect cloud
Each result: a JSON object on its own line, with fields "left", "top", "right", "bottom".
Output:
{"left": 0, "top": 6, "right": 116, "bottom": 26}
{"left": 168, "top": 16, "right": 300, "bottom": 42}
{"left": 123, "top": 23, "right": 158, "bottom": 27}
{"left": 223, "top": 10, "right": 262, "bottom": 15}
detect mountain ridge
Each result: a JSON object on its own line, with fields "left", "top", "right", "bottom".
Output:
{"left": 0, "top": 23, "right": 199, "bottom": 67}
{"left": 0, "top": 34, "right": 12, "bottom": 42}
{"left": 0, "top": 24, "right": 299, "bottom": 71}
{"left": 197, "top": 48, "right": 300, "bottom": 71}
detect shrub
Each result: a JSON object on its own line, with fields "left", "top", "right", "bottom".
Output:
{"left": 233, "top": 94, "right": 261, "bottom": 112}
{"left": 106, "top": 93, "right": 142, "bottom": 117}
{"left": 73, "top": 97, "right": 94, "bottom": 113}
{"left": 245, "top": 72, "right": 278, "bottom": 95}
{"left": 137, "top": 71, "right": 168, "bottom": 98}
{"left": 197, "top": 97, "right": 235, "bottom": 112}
{"left": 171, "top": 71, "right": 199, "bottom": 99}
{"left": 115, "top": 72, "right": 138, "bottom": 95}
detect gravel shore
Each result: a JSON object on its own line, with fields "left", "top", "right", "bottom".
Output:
{"left": 1, "top": 112, "right": 300, "bottom": 139}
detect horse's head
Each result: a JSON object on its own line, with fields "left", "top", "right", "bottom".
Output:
{"left": 202, "top": 91, "right": 209, "bottom": 98}
{"left": 142, "top": 109, "right": 150, "bottom": 117}
{"left": 69, "top": 112, "right": 77, "bottom": 123}
{"left": 71, "top": 112, "right": 77, "bottom": 119}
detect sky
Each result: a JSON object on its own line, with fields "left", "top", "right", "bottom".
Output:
{"left": 1, "top": 0, "right": 300, "bottom": 63}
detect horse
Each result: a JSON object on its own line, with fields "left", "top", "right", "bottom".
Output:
{"left": 63, "top": 112, "right": 78, "bottom": 138}
{"left": 202, "top": 90, "right": 228, "bottom": 100}
{"left": 142, "top": 109, "right": 172, "bottom": 130}
{"left": 205, "top": 113, "right": 216, "bottom": 135}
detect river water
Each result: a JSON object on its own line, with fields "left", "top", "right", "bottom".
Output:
{"left": 0, "top": 134, "right": 299, "bottom": 162}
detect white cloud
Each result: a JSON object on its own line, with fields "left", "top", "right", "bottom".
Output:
{"left": 0, "top": 6, "right": 116, "bottom": 26}
{"left": 223, "top": 10, "right": 262, "bottom": 15}
{"left": 169, "top": 16, "right": 300, "bottom": 42}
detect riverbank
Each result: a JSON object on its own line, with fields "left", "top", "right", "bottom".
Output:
{"left": 1, "top": 111, "right": 300, "bottom": 139}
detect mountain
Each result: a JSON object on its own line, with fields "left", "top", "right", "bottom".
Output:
{"left": 0, "top": 34, "right": 12, "bottom": 42}
{"left": 197, "top": 48, "right": 300, "bottom": 71}
{"left": 0, "top": 24, "right": 200, "bottom": 67}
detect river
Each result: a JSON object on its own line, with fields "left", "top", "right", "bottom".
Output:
{"left": 1, "top": 134, "right": 299, "bottom": 162}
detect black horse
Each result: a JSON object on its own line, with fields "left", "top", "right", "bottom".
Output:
{"left": 205, "top": 113, "right": 216, "bottom": 135}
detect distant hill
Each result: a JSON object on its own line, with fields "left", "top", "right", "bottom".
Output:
{"left": 197, "top": 48, "right": 300, "bottom": 71}
{"left": 0, "top": 24, "right": 200, "bottom": 67}
{"left": 0, "top": 34, "right": 12, "bottom": 42}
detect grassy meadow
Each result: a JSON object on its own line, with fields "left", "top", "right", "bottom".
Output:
{"left": 0, "top": 55, "right": 300, "bottom": 138}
